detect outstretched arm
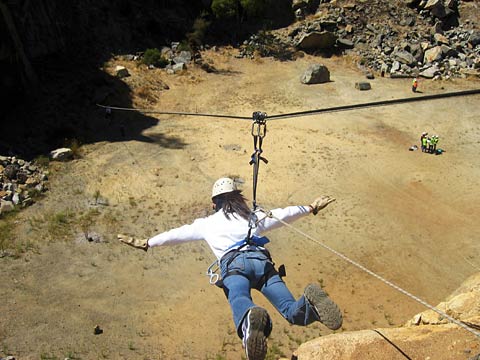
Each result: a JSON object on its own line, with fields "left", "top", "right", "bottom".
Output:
{"left": 256, "top": 195, "right": 336, "bottom": 232}
{"left": 118, "top": 217, "right": 207, "bottom": 251}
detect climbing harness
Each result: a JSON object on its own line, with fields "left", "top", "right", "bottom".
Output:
{"left": 206, "top": 111, "right": 276, "bottom": 287}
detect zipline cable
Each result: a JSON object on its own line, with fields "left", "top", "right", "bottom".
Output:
{"left": 259, "top": 208, "right": 480, "bottom": 339}
{"left": 97, "top": 88, "right": 480, "bottom": 121}
{"left": 267, "top": 88, "right": 480, "bottom": 120}
{"left": 96, "top": 103, "right": 250, "bottom": 120}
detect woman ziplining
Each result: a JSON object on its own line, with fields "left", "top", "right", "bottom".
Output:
{"left": 118, "top": 177, "right": 342, "bottom": 360}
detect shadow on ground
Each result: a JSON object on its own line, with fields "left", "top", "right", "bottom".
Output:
{"left": 1, "top": 59, "right": 186, "bottom": 159}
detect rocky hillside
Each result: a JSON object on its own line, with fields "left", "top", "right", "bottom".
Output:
{"left": 293, "top": 272, "right": 480, "bottom": 360}
{"left": 245, "top": 0, "right": 480, "bottom": 79}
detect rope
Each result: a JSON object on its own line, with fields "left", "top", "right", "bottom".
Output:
{"left": 260, "top": 208, "right": 480, "bottom": 339}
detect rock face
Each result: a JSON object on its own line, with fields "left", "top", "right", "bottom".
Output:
{"left": 293, "top": 272, "right": 480, "bottom": 360}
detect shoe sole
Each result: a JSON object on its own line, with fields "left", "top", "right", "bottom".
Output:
{"left": 245, "top": 307, "right": 269, "bottom": 360}
{"left": 305, "top": 284, "right": 343, "bottom": 330}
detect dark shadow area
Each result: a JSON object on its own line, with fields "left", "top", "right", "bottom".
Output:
{"left": 0, "top": 0, "right": 298, "bottom": 160}
{"left": 0, "top": 0, "right": 207, "bottom": 159}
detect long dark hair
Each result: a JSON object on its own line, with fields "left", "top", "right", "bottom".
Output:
{"left": 212, "top": 190, "right": 251, "bottom": 220}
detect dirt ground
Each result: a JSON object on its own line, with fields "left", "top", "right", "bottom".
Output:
{"left": 1, "top": 49, "right": 480, "bottom": 359}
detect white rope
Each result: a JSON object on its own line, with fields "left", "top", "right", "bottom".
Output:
{"left": 260, "top": 208, "right": 480, "bottom": 339}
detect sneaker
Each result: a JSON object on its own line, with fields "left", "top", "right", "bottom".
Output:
{"left": 304, "top": 284, "right": 343, "bottom": 330}
{"left": 242, "top": 307, "right": 270, "bottom": 360}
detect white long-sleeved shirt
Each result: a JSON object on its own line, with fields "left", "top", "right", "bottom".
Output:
{"left": 148, "top": 206, "right": 311, "bottom": 259}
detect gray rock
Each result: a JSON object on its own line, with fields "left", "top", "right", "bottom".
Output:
{"left": 3, "top": 164, "right": 18, "bottom": 180}
{"left": 393, "top": 50, "right": 416, "bottom": 65}
{"left": 337, "top": 38, "right": 354, "bottom": 48}
{"left": 173, "top": 51, "right": 192, "bottom": 64}
{"left": 468, "top": 32, "right": 480, "bottom": 47}
{"left": 434, "top": 33, "right": 449, "bottom": 45}
{"left": 297, "top": 31, "right": 338, "bottom": 50}
{"left": 49, "top": 148, "right": 73, "bottom": 162}
{"left": 355, "top": 82, "right": 371, "bottom": 90}
{"left": 115, "top": 66, "right": 129, "bottom": 78}
{"left": 0, "top": 200, "right": 14, "bottom": 214}
{"left": 301, "top": 64, "right": 330, "bottom": 84}
{"left": 424, "top": 46, "right": 443, "bottom": 63}
{"left": 420, "top": 64, "right": 441, "bottom": 78}
{"left": 12, "top": 192, "right": 21, "bottom": 205}
{"left": 391, "top": 61, "right": 401, "bottom": 73}
{"left": 172, "top": 63, "right": 186, "bottom": 73}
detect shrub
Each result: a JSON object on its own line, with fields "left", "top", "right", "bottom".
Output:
{"left": 34, "top": 155, "right": 50, "bottom": 167}
{"left": 142, "top": 48, "right": 169, "bottom": 68}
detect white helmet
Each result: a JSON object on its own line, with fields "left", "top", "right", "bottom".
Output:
{"left": 212, "top": 177, "right": 237, "bottom": 198}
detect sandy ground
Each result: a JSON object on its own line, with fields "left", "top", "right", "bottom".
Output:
{"left": 1, "top": 49, "right": 480, "bottom": 359}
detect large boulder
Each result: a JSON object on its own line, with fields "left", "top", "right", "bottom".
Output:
{"left": 297, "top": 31, "right": 338, "bottom": 50}
{"left": 301, "top": 64, "right": 330, "bottom": 84}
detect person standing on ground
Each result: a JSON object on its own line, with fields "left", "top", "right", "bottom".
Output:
{"left": 118, "top": 177, "right": 343, "bottom": 360}
{"left": 427, "top": 136, "right": 433, "bottom": 153}
{"left": 420, "top": 132, "right": 428, "bottom": 152}
{"left": 432, "top": 135, "right": 439, "bottom": 153}
{"left": 421, "top": 133, "right": 428, "bottom": 153}
{"left": 412, "top": 77, "right": 418, "bottom": 93}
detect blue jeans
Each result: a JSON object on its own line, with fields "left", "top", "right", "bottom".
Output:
{"left": 220, "top": 249, "right": 319, "bottom": 337}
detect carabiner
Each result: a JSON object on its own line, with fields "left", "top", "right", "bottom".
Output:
{"left": 206, "top": 260, "right": 220, "bottom": 285}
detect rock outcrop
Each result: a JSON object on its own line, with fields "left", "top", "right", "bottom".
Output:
{"left": 293, "top": 272, "right": 480, "bottom": 360}
{"left": 242, "top": 0, "right": 479, "bottom": 80}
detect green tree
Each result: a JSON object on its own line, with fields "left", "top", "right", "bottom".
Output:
{"left": 240, "top": 0, "right": 267, "bottom": 17}
{"left": 211, "top": 0, "right": 239, "bottom": 19}
{"left": 187, "top": 14, "right": 210, "bottom": 48}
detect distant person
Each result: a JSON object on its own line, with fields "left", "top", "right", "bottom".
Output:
{"left": 421, "top": 133, "right": 428, "bottom": 153}
{"left": 420, "top": 132, "right": 428, "bottom": 152}
{"left": 412, "top": 77, "right": 418, "bottom": 93}
{"left": 427, "top": 137, "right": 433, "bottom": 153}
{"left": 118, "top": 177, "right": 343, "bottom": 360}
{"left": 432, "top": 135, "right": 439, "bottom": 153}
